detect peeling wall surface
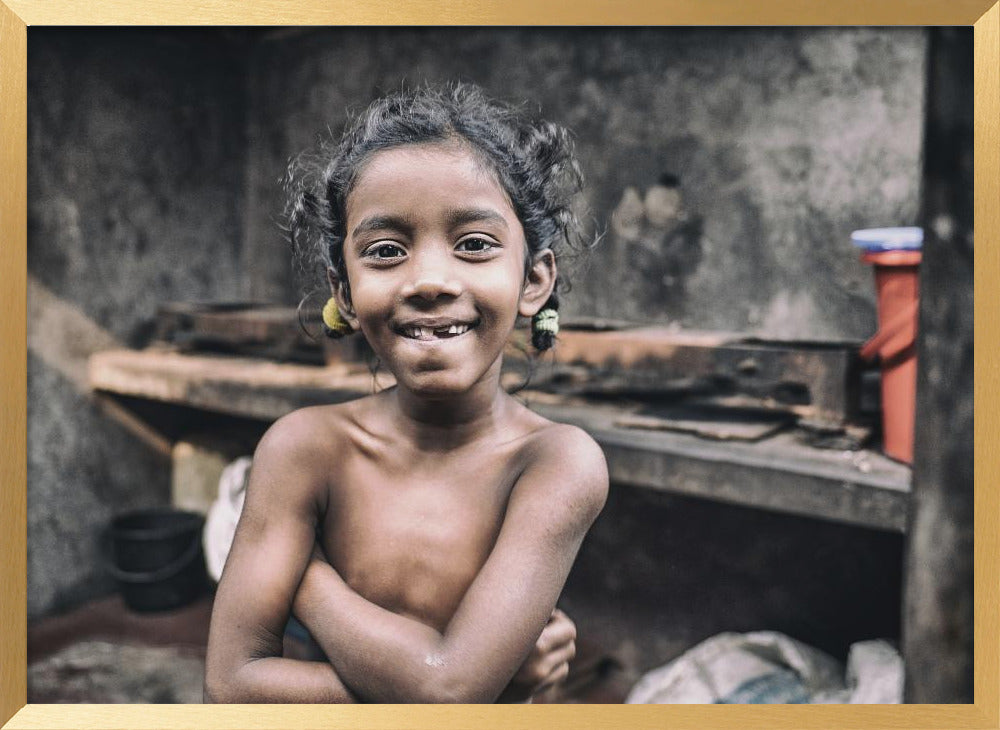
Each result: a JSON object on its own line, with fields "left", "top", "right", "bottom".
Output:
{"left": 245, "top": 27, "right": 926, "bottom": 340}
{"left": 27, "top": 30, "right": 247, "bottom": 618}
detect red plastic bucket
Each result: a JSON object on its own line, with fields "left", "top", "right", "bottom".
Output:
{"left": 852, "top": 228, "right": 922, "bottom": 463}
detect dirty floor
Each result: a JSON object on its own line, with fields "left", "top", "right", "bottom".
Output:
{"left": 27, "top": 592, "right": 629, "bottom": 704}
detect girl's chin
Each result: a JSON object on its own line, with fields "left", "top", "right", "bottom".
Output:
{"left": 396, "top": 374, "right": 482, "bottom": 399}
{"left": 391, "top": 362, "right": 503, "bottom": 400}
{"left": 378, "top": 346, "right": 505, "bottom": 398}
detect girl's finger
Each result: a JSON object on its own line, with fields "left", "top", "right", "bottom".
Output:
{"left": 537, "top": 611, "right": 576, "bottom": 653}
{"left": 533, "top": 640, "right": 577, "bottom": 684}
{"left": 534, "top": 660, "right": 571, "bottom": 694}
{"left": 514, "top": 611, "right": 578, "bottom": 684}
{"left": 515, "top": 635, "right": 575, "bottom": 685}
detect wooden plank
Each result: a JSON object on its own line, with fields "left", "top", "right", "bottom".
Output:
{"left": 155, "top": 303, "right": 344, "bottom": 365}
{"left": 523, "top": 328, "right": 864, "bottom": 421}
{"left": 88, "top": 348, "right": 910, "bottom": 531}
{"left": 614, "top": 406, "right": 794, "bottom": 442}
{"left": 88, "top": 348, "right": 384, "bottom": 420}
{"left": 153, "top": 307, "right": 865, "bottom": 421}
{"left": 531, "top": 401, "right": 910, "bottom": 533}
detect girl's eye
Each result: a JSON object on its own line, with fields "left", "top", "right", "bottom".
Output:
{"left": 456, "top": 237, "right": 496, "bottom": 254}
{"left": 364, "top": 242, "right": 406, "bottom": 260}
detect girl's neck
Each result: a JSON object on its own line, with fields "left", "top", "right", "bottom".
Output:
{"left": 387, "top": 372, "right": 510, "bottom": 451}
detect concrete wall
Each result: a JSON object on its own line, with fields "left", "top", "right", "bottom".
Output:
{"left": 245, "top": 27, "right": 927, "bottom": 340}
{"left": 27, "top": 29, "right": 248, "bottom": 618}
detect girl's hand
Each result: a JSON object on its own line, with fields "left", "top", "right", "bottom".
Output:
{"left": 509, "top": 608, "right": 577, "bottom": 696}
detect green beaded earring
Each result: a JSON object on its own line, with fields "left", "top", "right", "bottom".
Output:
{"left": 531, "top": 294, "right": 559, "bottom": 351}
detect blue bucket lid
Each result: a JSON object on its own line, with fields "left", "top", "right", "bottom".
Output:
{"left": 851, "top": 226, "right": 923, "bottom": 252}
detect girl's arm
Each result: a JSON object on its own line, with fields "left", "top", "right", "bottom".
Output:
{"left": 203, "top": 411, "right": 358, "bottom": 703}
{"left": 292, "top": 424, "right": 608, "bottom": 703}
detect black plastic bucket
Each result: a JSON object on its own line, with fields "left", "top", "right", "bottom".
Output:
{"left": 108, "top": 509, "right": 208, "bottom": 612}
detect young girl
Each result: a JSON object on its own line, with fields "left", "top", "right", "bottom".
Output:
{"left": 204, "top": 83, "right": 608, "bottom": 703}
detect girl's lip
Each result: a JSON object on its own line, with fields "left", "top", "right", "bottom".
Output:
{"left": 393, "top": 317, "right": 478, "bottom": 330}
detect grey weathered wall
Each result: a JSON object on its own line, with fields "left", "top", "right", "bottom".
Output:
{"left": 245, "top": 27, "right": 926, "bottom": 341}
{"left": 27, "top": 29, "right": 247, "bottom": 618}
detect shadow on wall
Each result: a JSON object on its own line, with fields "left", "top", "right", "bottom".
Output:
{"left": 610, "top": 174, "right": 704, "bottom": 315}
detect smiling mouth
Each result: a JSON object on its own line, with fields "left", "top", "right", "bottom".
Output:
{"left": 397, "top": 322, "right": 476, "bottom": 341}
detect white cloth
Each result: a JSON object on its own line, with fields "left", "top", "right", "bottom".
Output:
{"left": 202, "top": 456, "right": 253, "bottom": 583}
{"left": 626, "top": 631, "right": 903, "bottom": 704}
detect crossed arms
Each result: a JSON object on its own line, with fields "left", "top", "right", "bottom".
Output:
{"left": 203, "top": 414, "right": 608, "bottom": 703}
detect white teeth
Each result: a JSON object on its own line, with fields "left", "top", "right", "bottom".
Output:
{"left": 404, "top": 323, "right": 471, "bottom": 338}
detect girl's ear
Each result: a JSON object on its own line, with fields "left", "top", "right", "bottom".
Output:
{"left": 327, "top": 267, "right": 359, "bottom": 328}
{"left": 519, "top": 249, "right": 557, "bottom": 318}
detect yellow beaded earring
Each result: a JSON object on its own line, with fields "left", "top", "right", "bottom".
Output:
{"left": 322, "top": 297, "right": 353, "bottom": 338}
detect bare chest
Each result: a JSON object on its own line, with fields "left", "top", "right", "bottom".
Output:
{"left": 321, "top": 453, "right": 518, "bottom": 631}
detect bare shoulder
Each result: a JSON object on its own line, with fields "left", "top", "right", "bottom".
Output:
{"left": 248, "top": 401, "right": 362, "bottom": 507}
{"left": 517, "top": 419, "right": 609, "bottom": 531}
{"left": 257, "top": 401, "right": 368, "bottom": 461}
{"left": 253, "top": 406, "right": 332, "bottom": 469}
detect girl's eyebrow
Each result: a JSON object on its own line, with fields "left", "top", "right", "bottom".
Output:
{"left": 350, "top": 209, "right": 509, "bottom": 240}
{"left": 351, "top": 214, "right": 414, "bottom": 239}
{"left": 447, "top": 207, "right": 509, "bottom": 231}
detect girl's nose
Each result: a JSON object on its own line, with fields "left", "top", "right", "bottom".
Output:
{"left": 400, "top": 251, "right": 463, "bottom": 301}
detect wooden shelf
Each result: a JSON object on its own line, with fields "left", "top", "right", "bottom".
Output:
{"left": 89, "top": 348, "right": 911, "bottom": 533}
{"left": 528, "top": 400, "right": 909, "bottom": 532}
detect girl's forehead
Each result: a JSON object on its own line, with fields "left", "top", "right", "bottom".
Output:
{"left": 348, "top": 141, "right": 514, "bottom": 211}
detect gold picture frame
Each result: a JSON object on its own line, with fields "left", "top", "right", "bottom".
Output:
{"left": 2, "top": 2, "right": 997, "bottom": 728}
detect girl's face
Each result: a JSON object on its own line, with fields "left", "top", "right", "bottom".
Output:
{"left": 336, "top": 142, "right": 554, "bottom": 397}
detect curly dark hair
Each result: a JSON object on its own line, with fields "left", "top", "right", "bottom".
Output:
{"left": 286, "top": 82, "right": 591, "bottom": 351}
